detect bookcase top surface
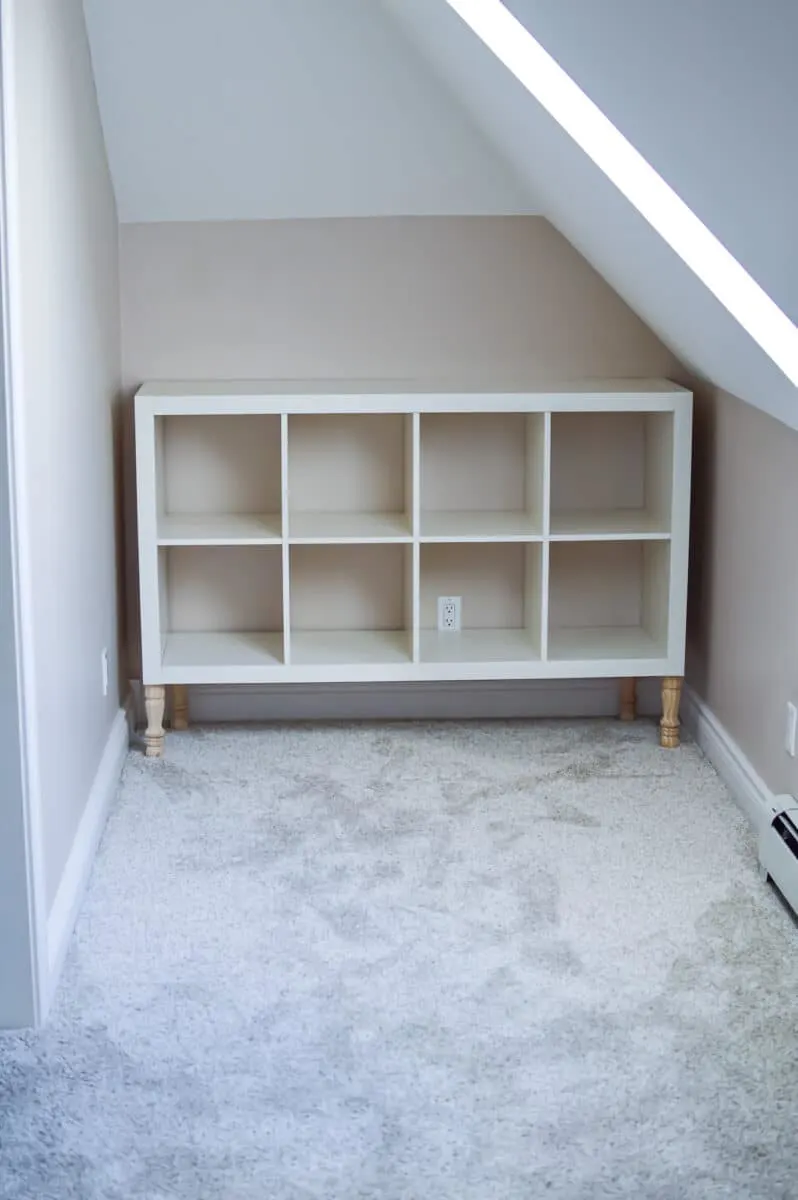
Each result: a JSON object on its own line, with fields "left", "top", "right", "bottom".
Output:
{"left": 136, "top": 377, "right": 691, "bottom": 415}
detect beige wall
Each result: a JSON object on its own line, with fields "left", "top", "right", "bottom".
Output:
{"left": 689, "top": 386, "right": 798, "bottom": 798}
{"left": 120, "top": 216, "right": 679, "bottom": 386}
{"left": 119, "top": 215, "right": 681, "bottom": 675}
{"left": 9, "top": 0, "right": 121, "bottom": 907}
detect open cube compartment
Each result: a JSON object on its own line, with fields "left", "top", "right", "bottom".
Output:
{"left": 550, "top": 411, "right": 673, "bottom": 538}
{"left": 287, "top": 414, "right": 412, "bottom": 541}
{"left": 289, "top": 544, "right": 413, "bottom": 664}
{"left": 548, "top": 540, "right": 670, "bottom": 661}
{"left": 159, "top": 545, "right": 285, "bottom": 670}
{"left": 155, "top": 415, "right": 282, "bottom": 543}
{"left": 420, "top": 413, "right": 545, "bottom": 540}
{"left": 420, "top": 542, "right": 542, "bottom": 662}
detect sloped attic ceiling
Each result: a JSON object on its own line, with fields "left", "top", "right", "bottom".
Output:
{"left": 85, "top": 0, "right": 797, "bottom": 430}
{"left": 384, "top": 0, "right": 798, "bottom": 430}
{"left": 500, "top": 0, "right": 797, "bottom": 323}
{"left": 81, "top": 0, "right": 535, "bottom": 221}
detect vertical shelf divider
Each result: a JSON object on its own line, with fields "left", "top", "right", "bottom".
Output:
{"left": 280, "top": 413, "right": 291, "bottom": 665}
{"left": 135, "top": 405, "right": 162, "bottom": 682}
{"left": 410, "top": 413, "right": 421, "bottom": 663}
{"left": 540, "top": 412, "right": 552, "bottom": 660}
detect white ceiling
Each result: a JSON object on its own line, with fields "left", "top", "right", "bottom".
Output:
{"left": 83, "top": 0, "right": 798, "bottom": 428}
{"left": 82, "top": 0, "right": 535, "bottom": 222}
{"left": 385, "top": 0, "right": 798, "bottom": 429}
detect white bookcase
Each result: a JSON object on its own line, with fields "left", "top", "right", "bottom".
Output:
{"left": 136, "top": 380, "right": 692, "bottom": 755}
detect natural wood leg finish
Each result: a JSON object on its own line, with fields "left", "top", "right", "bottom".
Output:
{"left": 172, "top": 684, "right": 189, "bottom": 731}
{"left": 144, "top": 685, "right": 166, "bottom": 758}
{"left": 660, "top": 676, "right": 683, "bottom": 749}
{"left": 619, "top": 677, "right": 637, "bottom": 722}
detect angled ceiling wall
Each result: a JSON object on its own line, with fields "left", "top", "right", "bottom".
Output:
{"left": 503, "top": 0, "right": 798, "bottom": 323}
{"left": 84, "top": 0, "right": 797, "bottom": 429}
{"left": 384, "top": 0, "right": 798, "bottom": 429}
{"left": 82, "top": 0, "right": 535, "bottom": 221}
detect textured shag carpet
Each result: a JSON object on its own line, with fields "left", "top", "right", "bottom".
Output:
{"left": 1, "top": 719, "right": 797, "bottom": 1199}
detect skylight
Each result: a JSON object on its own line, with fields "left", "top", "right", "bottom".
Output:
{"left": 445, "top": 0, "right": 798, "bottom": 388}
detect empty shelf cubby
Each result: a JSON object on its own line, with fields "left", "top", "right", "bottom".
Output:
{"left": 287, "top": 414, "right": 412, "bottom": 541}
{"left": 420, "top": 542, "right": 543, "bottom": 662}
{"left": 547, "top": 540, "right": 670, "bottom": 661}
{"left": 158, "top": 545, "right": 285, "bottom": 670}
{"left": 549, "top": 411, "right": 673, "bottom": 538}
{"left": 289, "top": 543, "right": 413, "bottom": 665}
{"left": 420, "top": 413, "right": 545, "bottom": 540}
{"left": 155, "top": 415, "right": 283, "bottom": 544}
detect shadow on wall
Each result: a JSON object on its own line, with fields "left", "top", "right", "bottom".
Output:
{"left": 685, "top": 382, "right": 718, "bottom": 699}
{"left": 121, "top": 389, "right": 142, "bottom": 683}
{"left": 113, "top": 394, "right": 132, "bottom": 694}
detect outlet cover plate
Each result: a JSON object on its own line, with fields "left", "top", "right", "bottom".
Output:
{"left": 437, "top": 595, "right": 462, "bottom": 632}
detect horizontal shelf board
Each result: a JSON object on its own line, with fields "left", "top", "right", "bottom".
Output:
{"left": 158, "top": 513, "right": 282, "bottom": 544}
{"left": 162, "top": 631, "right": 284, "bottom": 669}
{"left": 140, "top": 377, "right": 688, "bottom": 399}
{"left": 420, "top": 628, "right": 541, "bottom": 664}
{"left": 156, "top": 658, "right": 676, "bottom": 686}
{"left": 420, "top": 511, "right": 543, "bottom": 541}
{"left": 289, "top": 512, "right": 412, "bottom": 542}
{"left": 549, "top": 510, "right": 670, "bottom": 540}
{"left": 548, "top": 626, "right": 667, "bottom": 661}
{"left": 291, "top": 630, "right": 412, "bottom": 666}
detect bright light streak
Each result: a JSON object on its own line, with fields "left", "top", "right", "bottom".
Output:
{"left": 446, "top": 0, "right": 798, "bottom": 387}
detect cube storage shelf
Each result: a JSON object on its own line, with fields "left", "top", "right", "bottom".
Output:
{"left": 136, "top": 381, "right": 692, "bottom": 745}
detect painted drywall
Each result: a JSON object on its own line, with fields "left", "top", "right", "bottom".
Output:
{"left": 504, "top": 0, "right": 798, "bottom": 322}
{"left": 120, "top": 214, "right": 682, "bottom": 678}
{"left": 689, "top": 387, "right": 798, "bottom": 798}
{"left": 84, "top": 0, "right": 798, "bottom": 424}
{"left": 82, "top": 0, "right": 534, "bottom": 222}
{"left": 7, "top": 0, "right": 122, "bottom": 909}
{"left": 384, "top": 0, "right": 798, "bottom": 432}
{"left": 0, "top": 280, "right": 37, "bottom": 1026}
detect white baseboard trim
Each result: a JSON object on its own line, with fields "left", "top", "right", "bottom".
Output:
{"left": 681, "top": 685, "right": 776, "bottom": 831}
{"left": 45, "top": 707, "right": 129, "bottom": 1011}
{"left": 162, "top": 677, "right": 663, "bottom": 724}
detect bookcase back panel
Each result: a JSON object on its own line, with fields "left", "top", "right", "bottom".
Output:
{"left": 290, "top": 544, "right": 409, "bottom": 632}
{"left": 159, "top": 415, "right": 281, "bottom": 516}
{"left": 420, "top": 543, "right": 528, "bottom": 630}
{"left": 163, "top": 546, "right": 283, "bottom": 633}
{"left": 288, "top": 414, "right": 407, "bottom": 515}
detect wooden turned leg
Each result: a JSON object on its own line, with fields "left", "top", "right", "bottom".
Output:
{"left": 144, "top": 685, "right": 166, "bottom": 758}
{"left": 172, "top": 684, "right": 189, "bottom": 731}
{"left": 660, "top": 676, "right": 683, "bottom": 749}
{"left": 619, "top": 677, "right": 637, "bottom": 722}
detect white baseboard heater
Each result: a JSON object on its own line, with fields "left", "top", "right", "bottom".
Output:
{"left": 759, "top": 797, "right": 798, "bottom": 915}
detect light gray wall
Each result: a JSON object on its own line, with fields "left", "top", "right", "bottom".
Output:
{"left": 8, "top": 0, "right": 122, "bottom": 909}
{"left": 386, "top": 0, "right": 798, "bottom": 432}
{"left": 83, "top": 0, "right": 533, "bottom": 222}
{"left": 689, "top": 387, "right": 798, "bottom": 798}
{"left": 120, "top": 214, "right": 681, "bottom": 677}
{"left": 506, "top": 0, "right": 798, "bottom": 320}
{"left": 0, "top": 245, "right": 38, "bottom": 1027}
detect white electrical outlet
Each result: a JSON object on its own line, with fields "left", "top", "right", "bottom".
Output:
{"left": 786, "top": 702, "right": 797, "bottom": 757}
{"left": 437, "top": 596, "right": 461, "bottom": 632}
{"left": 101, "top": 647, "right": 109, "bottom": 697}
